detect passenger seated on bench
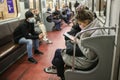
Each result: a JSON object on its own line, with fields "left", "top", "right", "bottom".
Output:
{"left": 61, "top": 11, "right": 68, "bottom": 24}
{"left": 13, "top": 11, "right": 43, "bottom": 64}
{"left": 65, "top": 5, "right": 71, "bottom": 24}
{"left": 52, "top": 6, "right": 62, "bottom": 31}
{"left": 30, "top": 9, "right": 52, "bottom": 44}
{"left": 44, "top": 8, "right": 105, "bottom": 80}
{"left": 52, "top": 13, "right": 62, "bottom": 31}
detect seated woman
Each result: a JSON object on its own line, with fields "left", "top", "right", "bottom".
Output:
{"left": 61, "top": 11, "right": 68, "bottom": 24}
{"left": 44, "top": 7, "right": 105, "bottom": 80}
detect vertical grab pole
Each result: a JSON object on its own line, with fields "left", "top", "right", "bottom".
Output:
{"left": 72, "top": 38, "right": 77, "bottom": 71}
{"left": 111, "top": 25, "right": 120, "bottom": 80}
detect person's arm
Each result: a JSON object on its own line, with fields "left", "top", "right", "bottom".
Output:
{"left": 21, "top": 24, "right": 39, "bottom": 39}
{"left": 65, "top": 40, "right": 83, "bottom": 56}
{"left": 63, "top": 32, "right": 75, "bottom": 41}
{"left": 36, "top": 14, "right": 41, "bottom": 22}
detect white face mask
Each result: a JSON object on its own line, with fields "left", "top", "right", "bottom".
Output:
{"left": 28, "top": 17, "right": 36, "bottom": 23}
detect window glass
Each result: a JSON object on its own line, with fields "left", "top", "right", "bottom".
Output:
{"left": 29, "top": 0, "right": 33, "bottom": 8}
{"left": 103, "top": 0, "right": 107, "bottom": 17}
{"left": 36, "top": 0, "right": 40, "bottom": 10}
{"left": 99, "top": 0, "right": 107, "bottom": 17}
{"left": 46, "top": 0, "right": 53, "bottom": 11}
{"left": 29, "top": 0, "right": 40, "bottom": 10}
{"left": 0, "top": 0, "right": 18, "bottom": 21}
{"left": 56, "top": 0, "right": 60, "bottom": 9}
{"left": 24, "top": 0, "right": 29, "bottom": 9}
{"left": 91, "top": 0, "right": 107, "bottom": 21}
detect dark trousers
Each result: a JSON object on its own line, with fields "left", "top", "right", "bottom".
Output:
{"left": 52, "top": 49, "right": 65, "bottom": 78}
{"left": 53, "top": 20, "right": 61, "bottom": 30}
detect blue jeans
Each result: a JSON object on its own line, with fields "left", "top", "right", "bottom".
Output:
{"left": 19, "top": 37, "right": 39, "bottom": 58}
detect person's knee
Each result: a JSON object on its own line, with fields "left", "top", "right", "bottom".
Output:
{"left": 26, "top": 39, "right": 33, "bottom": 45}
{"left": 52, "top": 58, "right": 59, "bottom": 66}
{"left": 53, "top": 58, "right": 64, "bottom": 66}
{"left": 55, "top": 49, "right": 62, "bottom": 53}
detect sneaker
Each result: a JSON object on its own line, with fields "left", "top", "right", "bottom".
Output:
{"left": 28, "top": 57, "right": 38, "bottom": 64}
{"left": 43, "top": 37, "right": 48, "bottom": 42}
{"left": 34, "top": 50, "right": 44, "bottom": 55}
{"left": 44, "top": 66, "right": 57, "bottom": 74}
{"left": 43, "top": 37, "right": 52, "bottom": 44}
{"left": 46, "top": 40, "right": 52, "bottom": 44}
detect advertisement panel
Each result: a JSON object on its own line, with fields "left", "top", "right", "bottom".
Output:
{"left": 7, "top": 0, "right": 14, "bottom": 13}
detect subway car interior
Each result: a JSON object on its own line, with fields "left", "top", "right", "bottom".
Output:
{"left": 0, "top": 0, "right": 120, "bottom": 80}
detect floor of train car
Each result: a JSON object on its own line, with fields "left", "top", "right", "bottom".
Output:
{"left": 0, "top": 22, "right": 72, "bottom": 80}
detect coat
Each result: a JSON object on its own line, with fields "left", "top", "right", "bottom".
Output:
{"left": 61, "top": 19, "right": 106, "bottom": 69}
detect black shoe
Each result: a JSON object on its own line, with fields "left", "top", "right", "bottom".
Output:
{"left": 28, "top": 57, "right": 38, "bottom": 64}
{"left": 34, "top": 50, "right": 44, "bottom": 55}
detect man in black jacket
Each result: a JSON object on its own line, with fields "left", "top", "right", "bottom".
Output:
{"left": 13, "top": 11, "right": 43, "bottom": 64}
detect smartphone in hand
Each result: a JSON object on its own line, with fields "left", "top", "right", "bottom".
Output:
{"left": 63, "top": 32, "right": 74, "bottom": 41}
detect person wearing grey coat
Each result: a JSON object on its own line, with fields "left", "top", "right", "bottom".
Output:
{"left": 62, "top": 18, "right": 106, "bottom": 69}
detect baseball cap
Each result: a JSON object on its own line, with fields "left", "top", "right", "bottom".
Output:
{"left": 25, "top": 11, "right": 34, "bottom": 19}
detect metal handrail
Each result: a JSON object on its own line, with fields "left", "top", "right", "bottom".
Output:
{"left": 72, "top": 27, "right": 116, "bottom": 71}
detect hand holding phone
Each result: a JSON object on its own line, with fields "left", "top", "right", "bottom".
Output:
{"left": 63, "top": 32, "right": 75, "bottom": 41}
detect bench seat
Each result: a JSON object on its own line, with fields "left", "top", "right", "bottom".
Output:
{"left": 0, "top": 20, "right": 26, "bottom": 74}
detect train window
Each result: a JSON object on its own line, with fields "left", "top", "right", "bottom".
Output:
{"left": 36, "top": 0, "right": 40, "bottom": 10}
{"left": 56, "top": 0, "right": 60, "bottom": 9}
{"left": 42, "top": 0, "right": 46, "bottom": 8}
{"left": 29, "top": 0, "right": 34, "bottom": 8}
{"left": 103, "top": 0, "right": 107, "bottom": 17}
{"left": 24, "top": 0, "right": 29, "bottom": 9}
{"left": 99, "top": 0, "right": 106, "bottom": 17}
{"left": 0, "top": 0, "right": 18, "bottom": 21}
{"left": 94, "top": 0, "right": 107, "bottom": 18}
{"left": 29, "top": 0, "right": 40, "bottom": 10}
{"left": 46, "top": 0, "right": 53, "bottom": 11}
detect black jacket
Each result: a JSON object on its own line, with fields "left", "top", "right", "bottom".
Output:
{"left": 13, "top": 20, "right": 39, "bottom": 43}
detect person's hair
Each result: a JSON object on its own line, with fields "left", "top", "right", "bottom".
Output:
{"left": 25, "top": 10, "right": 34, "bottom": 19}
{"left": 76, "top": 9, "right": 94, "bottom": 23}
{"left": 85, "top": 6, "right": 89, "bottom": 10}
{"left": 29, "top": 8, "right": 34, "bottom": 12}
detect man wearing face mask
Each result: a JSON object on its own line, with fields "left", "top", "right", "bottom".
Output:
{"left": 13, "top": 11, "right": 43, "bottom": 64}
